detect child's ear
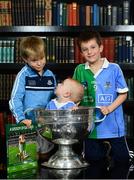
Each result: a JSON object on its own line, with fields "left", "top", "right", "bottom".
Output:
{"left": 76, "top": 101, "right": 80, "bottom": 106}
{"left": 100, "top": 44, "right": 103, "bottom": 53}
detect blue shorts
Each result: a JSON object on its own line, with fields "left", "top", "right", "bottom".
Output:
{"left": 84, "top": 136, "right": 130, "bottom": 164}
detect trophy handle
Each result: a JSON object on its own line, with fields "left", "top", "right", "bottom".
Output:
{"left": 94, "top": 106, "right": 106, "bottom": 123}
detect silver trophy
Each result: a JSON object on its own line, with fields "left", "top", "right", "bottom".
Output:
{"left": 33, "top": 107, "right": 94, "bottom": 169}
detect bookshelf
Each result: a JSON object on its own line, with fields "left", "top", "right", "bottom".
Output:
{"left": 1, "top": 26, "right": 134, "bottom": 35}
{"left": 0, "top": 1, "right": 134, "bottom": 175}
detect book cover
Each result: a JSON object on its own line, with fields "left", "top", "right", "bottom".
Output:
{"left": 0, "top": 112, "right": 5, "bottom": 137}
{"left": 62, "top": 2, "right": 67, "bottom": 26}
{"left": 123, "top": 0, "right": 130, "bottom": 25}
{"left": 6, "top": 123, "right": 38, "bottom": 179}
{"left": 52, "top": 1, "right": 58, "bottom": 25}
{"left": 93, "top": 3, "right": 99, "bottom": 26}
{"left": 67, "top": 3, "right": 73, "bottom": 26}
{"left": 45, "top": 0, "right": 52, "bottom": 26}
{"left": 72, "top": 2, "right": 77, "bottom": 26}
{"left": 107, "top": 5, "right": 112, "bottom": 26}
{"left": 86, "top": 5, "right": 91, "bottom": 26}
{"left": 112, "top": 6, "right": 117, "bottom": 25}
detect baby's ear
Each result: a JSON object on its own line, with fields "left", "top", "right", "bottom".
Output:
{"left": 76, "top": 102, "right": 80, "bottom": 106}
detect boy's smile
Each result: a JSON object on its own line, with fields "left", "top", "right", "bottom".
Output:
{"left": 81, "top": 39, "right": 103, "bottom": 64}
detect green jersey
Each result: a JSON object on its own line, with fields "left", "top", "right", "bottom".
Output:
{"left": 73, "top": 64, "right": 96, "bottom": 107}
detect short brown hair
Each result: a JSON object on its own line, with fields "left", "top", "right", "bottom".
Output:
{"left": 20, "top": 36, "right": 46, "bottom": 60}
{"left": 77, "top": 30, "right": 102, "bottom": 51}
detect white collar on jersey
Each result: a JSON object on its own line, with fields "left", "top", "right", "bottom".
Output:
{"left": 85, "top": 58, "right": 109, "bottom": 70}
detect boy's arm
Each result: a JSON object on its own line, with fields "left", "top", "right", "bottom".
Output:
{"left": 9, "top": 72, "right": 26, "bottom": 123}
{"left": 100, "top": 93, "right": 127, "bottom": 115}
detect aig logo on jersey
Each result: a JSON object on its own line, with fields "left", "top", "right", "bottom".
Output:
{"left": 98, "top": 94, "right": 113, "bottom": 103}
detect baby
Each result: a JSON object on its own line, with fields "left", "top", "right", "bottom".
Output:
{"left": 46, "top": 78, "right": 84, "bottom": 110}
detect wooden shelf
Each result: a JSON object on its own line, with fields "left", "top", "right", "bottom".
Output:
{"left": 1, "top": 63, "right": 134, "bottom": 71}
{"left": 0, "top": 26, "right": 134, "bottom": 36}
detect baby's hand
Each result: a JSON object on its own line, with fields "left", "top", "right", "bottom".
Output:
{"left": 21, "top": 119, "right": 32, "bottom": 128}
{"left": 70, "top": 106, "right": 78, "bottom": 111}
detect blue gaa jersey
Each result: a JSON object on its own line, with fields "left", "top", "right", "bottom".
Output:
{"left": 73, "top": 58, "right": 128, "bottom": 139}
{"left": 9, "top": 64, "right": 56, "bottom": 123}
{"left": 46, "top": 99, "right": 76, "bottom": 110}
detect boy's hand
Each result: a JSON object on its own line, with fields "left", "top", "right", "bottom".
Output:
{"left": 21, "top": 119, "right": 32, "bottom": 128}
{"left": 100, "top": 106, "right": 110, "bottom": 115}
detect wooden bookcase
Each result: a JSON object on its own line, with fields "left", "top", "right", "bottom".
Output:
{"left": 0, "top": 0, "right": 134, "bottom": 164}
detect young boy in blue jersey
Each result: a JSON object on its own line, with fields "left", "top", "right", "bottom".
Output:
{"left": 46, "top": 78, "right": 84, "bottom": 110}
{"left": 73, "top": 30, "right": 130, "bottom": 167}
{"left": 9, "top": 36, "right": 56, "bottom": 159}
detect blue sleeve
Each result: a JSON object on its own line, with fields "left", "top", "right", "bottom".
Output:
{"left": 115, "top": 65, "right": 128, "bottom": 93}
{"left": 9, "top": 70, "right": 26, "bottom": 123}
{"left": 46, "top": 100, "right": 57, "bottom": 110}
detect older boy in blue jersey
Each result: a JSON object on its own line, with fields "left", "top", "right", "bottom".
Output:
{"left": 73, "top": 30, "right": 130, "bottom": 167}
{"left": 9, "top": 36, "right": 56, "bottom": 159}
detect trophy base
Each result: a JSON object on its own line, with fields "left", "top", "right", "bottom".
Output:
{"left": 41, "top": 143, "right": 89, "bottom": 169}
{"left": 41, "top": 155, "right": 89, "bottom": 169}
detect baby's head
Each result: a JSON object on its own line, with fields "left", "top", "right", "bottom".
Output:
{"left": 55, "top": 78, "right": 84, "bottom": 103}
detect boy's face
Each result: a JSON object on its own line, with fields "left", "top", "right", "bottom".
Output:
{"left": 24, "top": 57, "right": 46, "bottom": 74}
{"left": 80, "top": 38, "right": 103, "bottom": 64}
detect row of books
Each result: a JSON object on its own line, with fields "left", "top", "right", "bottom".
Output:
{"left": 0, "top": 40, "right": 15, "bottom": 63}
{"left": 0, "top": 74, "right": 16, "bottom": 101}
{"left": 0, "top": 36, "right": 134, "bottom": 64}
{"left": 0, "top": 112, "right": 15, "bottom": 137}
{"left": 0, "top": 0, "right": 131, "bottom": 26}
{"left": 52, "top": 1, "right": 130, "bottom": 26}
{"left": 0, "top": 73, "right": 134, "bottom": 101}
{"left": 0, "top": 0, "right": 12, "bottom": 26}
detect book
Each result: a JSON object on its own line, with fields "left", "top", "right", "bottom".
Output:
{"left": 62, "top": 2, "right": 67, "bottom": 26}
{"left": 72, "top": 2, "right": 77, "bottom": 26}
{"left": 117, "top": 6, "right": 123, "bottom": 25}
{"left": 123, "top": 0, "right": 130, "bottom": 25}
{"left": 107, "top": 5, "right": 112, "bottom": 26}
{"left": 102, "top": 37, "right": 115, "bottom": 62}
{"left": 45, "top": 0, "right": 52, "bottom": 26}
{"left": 93, "top": 3, "right": 99, "bottom": 26}
{"left": 112, "top": 6, "right": 117, "bottom": 25}
{"left": 6, "top": 123, "right": 38, "bottom": 179}
{"left": 52, "top": 1, "right": 58, "bottom": 25}
{"left": 0, "top": 112, "right": 5, "bottom": 137}
{"left": 67, "top": 3, "right": 73, "bottom": 26}
{"left": 85, "top": 5, "right": 91, "bottom": 26}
